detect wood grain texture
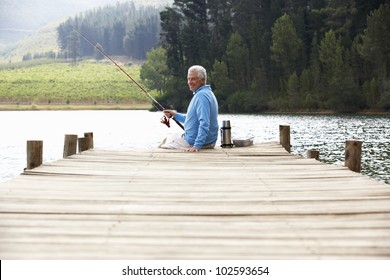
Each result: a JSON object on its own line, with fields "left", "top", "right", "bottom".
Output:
{"left": 1, "top": 142, "right": 389, "bottom": 259}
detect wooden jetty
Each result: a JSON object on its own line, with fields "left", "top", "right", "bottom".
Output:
{"left": 0, "top": 142, "right": 390, "bottom": 259}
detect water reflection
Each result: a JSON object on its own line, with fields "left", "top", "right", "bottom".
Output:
{"left": 224, "top": 113, "right": 390, "bottom": 184}
{"left": 0, "top": 111, "right": 389, "bottom": 184}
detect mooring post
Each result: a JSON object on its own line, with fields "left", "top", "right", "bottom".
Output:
{"left": 279, "top": 124, "right": 291, "bottom": 153}
{"left": 307, "top": 149, "right": 320, "bottom": 160}
{"left": 26, "top": 140, "right": 43, "bottom": 169}
{"left": 63, "top": 134, "right": 78, "bottom": 158}
{"left": 345, "top": 140, "right": 362, "bottom": 173}
{"left": 78, "top": 137, "right": 88, "bottom": 153}
{"left": 84, "top": 132, "right": 94, "bottom": 150}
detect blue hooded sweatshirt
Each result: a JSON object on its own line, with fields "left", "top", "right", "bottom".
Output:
{"left": 174, "top": 85, "right": 219, "bottom": 149}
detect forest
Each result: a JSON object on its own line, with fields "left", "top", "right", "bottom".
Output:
{"left": 55, "top": 0, "right": 390, "bottom": 113}
{"left": 56, "top": 1, "right": 162, "bottom": 60}
{"left": 141, "top": 0, "right": 390, "bottom": 113}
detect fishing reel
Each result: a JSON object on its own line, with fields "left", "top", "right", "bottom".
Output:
{"left": 161, "top": 115, "right": 170, "bottom": 128}
{"left": 160, "top": 112, "right": 184, "bottom": 130}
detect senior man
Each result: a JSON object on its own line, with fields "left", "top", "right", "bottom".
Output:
{"left": 159, "top": 65, "right": 219, "bottom": 152}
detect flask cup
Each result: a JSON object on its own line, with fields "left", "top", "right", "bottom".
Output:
{"left": 220, "top": 120, "right": 233, "bottom": 148}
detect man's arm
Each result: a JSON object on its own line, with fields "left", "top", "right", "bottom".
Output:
{"left": 193, "top": 94, "right": 211, "bottom": 149}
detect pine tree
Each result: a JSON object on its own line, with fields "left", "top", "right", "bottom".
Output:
{"left": 319, "top": 29, "right": 360, "bottom": 112}
{"left": 94, "top": 43, "right": 104, "bottom": 60}
{"left": 208, "top": 0, "right": 233, "bottom": 60}
{"left": 160, "top": 7, "right": 185, "bottom": 77}
{"left": 175, "top": 0, "right": 210, "bottom": 68}
{"left": 361, "top": 3, "right": 390, "bottom": 79}
{"left": 360, "top": 3, "right": 390, "bottom": 110}
{"left": 270, "top": 13, "right": 303, "bottom": 92}
{"left": 319, "top": 30, "right": 343, "bottom": 108}
{"left": 225, "top": 32, "right": 250, "bottom": 90}
{"left": 286, "top": 71, "right": 301, "bottom": 109}
{"left": 67, "top": 30, "right": 81, "bottom": 62}
{"left": 210, "top": 59, "right": 234, "bottom": 112}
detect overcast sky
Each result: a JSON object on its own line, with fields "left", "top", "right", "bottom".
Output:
{"left": 1, "top": 0, "right": 131, "bottom": 29}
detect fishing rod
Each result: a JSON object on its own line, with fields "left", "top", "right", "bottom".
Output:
{"left": 72, "top": 28, "right": 184, "bottom": 130}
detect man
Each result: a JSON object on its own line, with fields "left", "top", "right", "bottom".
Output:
{"left": 159, "top": 65, "right": 219, "bottom": 152}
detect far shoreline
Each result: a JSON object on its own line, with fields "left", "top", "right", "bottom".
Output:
{"left": 0, "top": 102, "right": 152, "bottom": 111}
{"left": 0, "top": 103, "right": 389, "bottom": 115}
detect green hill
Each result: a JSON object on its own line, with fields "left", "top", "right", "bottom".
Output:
{"left": 0, "top": 21, "right": 61, "bottom": 64}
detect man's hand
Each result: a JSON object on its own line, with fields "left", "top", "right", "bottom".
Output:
{"left": 185, "top": 147, "right": 199, "bottom": 152}
{"left": 163, "top": 109, "right": 176, "bottom": 118}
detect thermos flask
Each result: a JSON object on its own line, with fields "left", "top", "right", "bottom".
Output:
{"left": 220, "top": 120, "right": 233, "bottom": 147}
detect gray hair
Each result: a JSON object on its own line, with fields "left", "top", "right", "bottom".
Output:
{"left": 188, "top": 65, "right": 207, "bottom": 83}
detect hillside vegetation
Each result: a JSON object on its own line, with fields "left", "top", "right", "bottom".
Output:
{"left": 0, "top": 59, "right": 154, "bottom": 110}
{"left": 0, "top": 22, "right": 61, "bottom": 64}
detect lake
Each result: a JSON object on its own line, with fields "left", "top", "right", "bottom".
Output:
{"left": 0, "top": 110, "right": 389, "bottom": 184}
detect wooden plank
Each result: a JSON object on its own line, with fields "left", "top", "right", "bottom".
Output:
{"left": 0, "top": 142, "right": 389, "bottom": 259}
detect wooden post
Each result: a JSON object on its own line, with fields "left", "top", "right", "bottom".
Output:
{"left": 63, "top": 134, "right": 78, "bottom": 158}
{"left": 345, "top": 140, "right": 362, "bottom": 173}
{"left": 307, "top": 149, "right": 320, "bottom": 160}
{"left": 26, "top": 140, "right": 43, "bottom": 169}
{"left": 78, "top": 137, "right": 88, "bottom": 153}
{"left": 279, "top": 125, "right": 291, "bottom": 153}
{"left": 84, "top": 132, "right": 94, "bottom": 150}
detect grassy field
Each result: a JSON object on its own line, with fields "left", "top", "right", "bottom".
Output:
{"left": 0, "top": 59, "right": 155, "bottom": 110}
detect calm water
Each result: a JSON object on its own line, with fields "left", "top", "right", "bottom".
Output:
{"left": 0, "top": 111, "right": 389, "bottom": 184}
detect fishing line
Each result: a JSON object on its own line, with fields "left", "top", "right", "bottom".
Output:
{"left": 72, "top": 28, "right": 184, "bottom": 130}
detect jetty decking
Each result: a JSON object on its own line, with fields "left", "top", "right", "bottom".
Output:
{"left": 0, "top": 142, "right": 389, "bottom": 259}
